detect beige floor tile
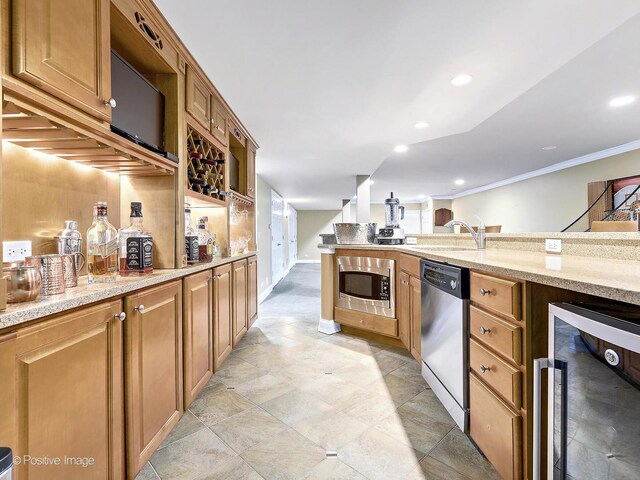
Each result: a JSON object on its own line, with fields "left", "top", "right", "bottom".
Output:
{"left": 428, "top": 429, "right": 500, "bottom": 480}
{"left": 337, "top": 389, "right": 398, "bottom": 426}
{"left": 241, "top": 428, "right": 326, "bottom": 480}
{"left": 149, "top": 428, "right": 238, "bottom": 479}
{"left": 212, "top": 358, "right": 269, "bottom": 387}
{"left": 135, "top": 462, "right": 159, "bottom": 480}
{"left": 374, "top": 411, "right": 453, "bottom": 454}
{"left": 159, "top": 410, "right": 205, "bottom": 449}
{"left": 261, "top": 389, "right": 334, "bottom": 426}
{"left": 389, "top": 361, "right": 429, "bottom": 386}
{"left": 302, "top": 458, "right": 367, "bottom": 480}
{"left": 189, "top": 382, "right": 255, "bottom": 427}
{"left": 398, "top": 390, "right": 457, "bottom": 427}
{"left": 299, "top": 373, "right": 364, "bottom": 406}
{"left": 195, "top": 456, "right": 265, "bottom": 480}
{"left": 332, "top": 363, "right": 385, "bottom": 387}
{"left": 270, "top": 362, "right": 328, "bottom": 388}
{"left": 369, "top": 350, "right": 412, "bottom": 374}
{"left": 384, "top": 346, "right": 417, "bottom": 362}
{"left": 292, "top": 409, "right": 369, "bottom": 449}
{"left": 403, "top": 456, "right": 470, "bottom": 480}
{"left": 340, "top": 427, "right": 424, "bottom": 480}
{"left": 362, "top": 374, "right": 426, "bottom": 407}
{"left": 235, "top": 374, "right": 296, "bottom": 405}
{"left": 211, "top": 406, "right": 288, "bottom": 453}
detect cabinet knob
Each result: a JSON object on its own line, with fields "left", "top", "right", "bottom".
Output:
{"left": 479, "top": 288, "right": 492, "bottom": 297}
{"left": 103, "top": 97, "right": 117, "bottom": 108}
{"left": 216, "top": 274, "right": 222, "bottom": 278}
{"left": 359, "top": 319, "right": 364, "bottom": 324}
{"left": 134, "top": 305, "right": 145, "bottom": 313}
{"left": 479, "top": 364, "right": 491, "bottom": 373}
{"left": 115, "top": 312, "right": 126, "bottom": 322}
{"left": 479, "top": 326, "right": 491, "bottom": 335}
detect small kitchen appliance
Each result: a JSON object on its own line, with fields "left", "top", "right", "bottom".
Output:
{"left": 378, "top": 192, "right": 405, "bottom": 245}
{"left": 336, "top": 255, "right": 395, "bottom": 318}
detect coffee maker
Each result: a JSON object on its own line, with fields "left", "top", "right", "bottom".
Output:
{"left": 378, "top": 192, "right": 406, "bottom": 245}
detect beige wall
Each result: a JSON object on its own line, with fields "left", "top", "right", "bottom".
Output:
{"left": 451, "top": 149, "right": 640, "bottom": 232}
{"left": 256, "top": 175, "right": 273, "bottom": 297}
{"left": 297, "top": 210, "right": 342, "bottom": 262}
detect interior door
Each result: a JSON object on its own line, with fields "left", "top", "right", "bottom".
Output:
{"left": 271, "top": 190, "right": 285, "bottom": 285}
{"left": 288, "top": 206, "right": 298, "bottom": 267}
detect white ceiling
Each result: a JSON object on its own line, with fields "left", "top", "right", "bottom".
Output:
{"left": 155, "top": 0, "right": 640, "bottom": 210}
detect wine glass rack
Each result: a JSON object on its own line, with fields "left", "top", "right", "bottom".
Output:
{"left": 186, "top": 125, "right": 226, "bottom": 204}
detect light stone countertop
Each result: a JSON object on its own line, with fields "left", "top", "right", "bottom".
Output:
{"left": 323, "top": 243, "right": 640, "bottom": 306}
{"left": 0, "top": 252, "right": 257, "bottom": 330}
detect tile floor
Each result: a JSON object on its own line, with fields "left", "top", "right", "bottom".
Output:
{"left": 137, "top": 264, "right": 498, "bottom": 480}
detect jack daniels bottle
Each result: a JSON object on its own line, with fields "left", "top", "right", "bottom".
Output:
{"left": 118, "top": 202, "right": 153, "bottom": 276}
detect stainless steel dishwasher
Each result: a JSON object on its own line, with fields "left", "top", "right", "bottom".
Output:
{"left": 420, "top": 259, "right": 470, "bottom": 431}
{"left": 0, "top": 448, "right": 12, "bottom": 480}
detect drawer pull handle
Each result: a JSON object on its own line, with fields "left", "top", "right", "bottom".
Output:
{"left": 479, "top": 364, "right": 491, "bottom": 373}
{"left": 479, "top": 288, "right": 492, "bottom": 296}
{"left": 114, "top": 312, "right": 126, "bottom": 322}
{"left": 479, "top": 326, "right": 491, "bottom": 335}
{"left": 134, "top": 305, "right": 145, "bottom": 313}
{"left": 359, "top": 319, "right": 364, "bottom": 324}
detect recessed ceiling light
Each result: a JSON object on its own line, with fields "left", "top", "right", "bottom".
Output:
{"left": 414, "top": 121, "right": 429, "bottom": 129}
{"left": 418, "top": 194, "right": 426, "bottom": 199}
{"left": 369, "top": 180, "right": 375, "bottom": 185}
{"left": 541, "top": 145, "right": 557, "bottom": 151}
{"left": 609, "top": 95, "right": 636, "bottom": 107}
{"left": 394, "top": 145, "right": 408, "bottom": 153}
{"left": 450, "top": 74, "right": 473, "bottom": 87}
{"left": 454, "top": 179, "right": 465, "bottom": 186}
{"left": 353, "top": 194, "right": 357, "bottom": 199}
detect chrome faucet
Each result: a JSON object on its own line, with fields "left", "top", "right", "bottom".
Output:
{"left": 445, "top": 217, "right": 486, "bottom": 250}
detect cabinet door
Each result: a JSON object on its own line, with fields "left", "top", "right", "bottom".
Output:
{"left": 183, "top": 270, "right": 213, "bottom": 408}
{"left": 0, "top": 334, "right": 17, "bottom": 466}
{"left": 211, "top": 96, "right": 229, "bottom": 146}
{"left": 213, "top": 263, "right": 233, "bottom": 370}
{"left": 125, "top": 281, "right": 183, "bottom": 477}
{"left": 397, "top": 271, "right": 411, "bottom": 350}
{"left": 232, "top": 260, "right": 248, "bottom": 346}
{"left": 185, "top": 66, "right": 212, "bottom": 130}
{"left": 14, "top": 300, "right": 124, "bottom": 480}
{"left": 248, "top": 256, "right": 258, "bottom": 327}
{"left": 410, "top": 275, "right": 422, "bottom": 361}
{"left": 12, "top": 0, "right": 112, "bottom": 121}
{"left": 246, "top": 141, "right": 257, "bottom": 199}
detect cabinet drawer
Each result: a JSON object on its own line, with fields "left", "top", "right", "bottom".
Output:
{"left": 471, "top": 272, "right": 521, "bottom": 321}
{"left": 335, "top": 307, "right": 398, "bottom": 337}
{"left": 398, "top": 253, "right": 420, "bottom": 277}
{"left": 470, "top": 374, "right": 522, "bottom": 480}
{"left": 470, "top": 338, "right": 522, "bottom": 409}
{"left": 229, "top": 120, "right": 247, "bottom": 146}
{"left": 470, "top": 306, "right": 522, "bottom": 365}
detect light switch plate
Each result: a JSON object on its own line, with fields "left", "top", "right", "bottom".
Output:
{"left": 405, "top": 237, "right": 418, "bottom": 245}
{"left": 3, "top": 241, "right": 32, "bottom": 262}
{"left": 545, "top": 239, "right": 562, "bottom": 254}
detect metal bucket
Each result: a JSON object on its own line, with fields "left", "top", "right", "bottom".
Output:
{"left": 333, "top": 223, "right": 377, "bottom": 244}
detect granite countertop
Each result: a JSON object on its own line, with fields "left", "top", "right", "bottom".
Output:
{"left": 0, "top": 252, "right": 257, "bottom": 330}
{"left": 322, "top": 243, "right": 640, "bottom": 306}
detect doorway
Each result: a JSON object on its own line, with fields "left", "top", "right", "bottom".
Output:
{"left": 271, "top": 190, "right": 285, "bottom": 286}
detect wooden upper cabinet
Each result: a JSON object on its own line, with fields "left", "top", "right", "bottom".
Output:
{"left": 12, "top": 0, "right": 113, "bottom": 121}
{"left": 125, "top": 280, "right": 183, "bottom": 477}
{"left": 185, "top": 66, "right": 212, "bottom": 131}
{"left": 247, "top": 140, "right": 257, "bottom": 199}
{"left": 248, "top": 256, "right": 258, "bottom": 327}
{"left": 232, "top": 259, "right": 248, "bottom": 346}
{"left": 213, "top": 263, "right": 233, "bottom": 370}
{"left": 397, "top": 271, "right": 411, "bottom": 350}
{"left": 211, "top": 96, "right": 229, "bottom": 146}
{"left": 13, "top": 300, "right": 125, "bottom": 480}
{"left": 183, "top": 270, "right": 213, "bottom": 408}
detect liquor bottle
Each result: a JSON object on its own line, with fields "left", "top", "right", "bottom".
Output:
{"left": 86, "top": 201, "right": 118, "bottom": 283}
{"left": 185, "top": 208, "right": 199, "bottom": 264}
{"left": 197, "top": 217, "right": 214, "bottom": 263}
{"left": 119, "top": 202, "right": 153, "bottom": 276}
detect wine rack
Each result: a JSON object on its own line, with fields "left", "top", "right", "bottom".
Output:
{"left": 186, "top": 125, "right": 226, "bottom": 204}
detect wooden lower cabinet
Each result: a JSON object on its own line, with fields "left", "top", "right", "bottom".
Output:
{"left": 470, "top": 374, "right": 522, "bottom": 480}
{"left": 125, "top": 280, "right": 183, "bottom": 478}
{"left": 213, "top": 263, "right": 233, "bottom": 370}
{"left": 248, "top": 255, "right": 258, "bottom": 327}
{"left": 12, "top": 300, "right": 125, "bottom": 480}
{"left": 232, "top": 259, "right": 248, "bottom": 346}
{"left": 183, "top": 270, "right": 213, "bottom": 408}
{"left": 409, "top": 275, "right": 422, "bottom": 361}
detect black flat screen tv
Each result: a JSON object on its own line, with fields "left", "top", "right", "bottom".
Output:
{"left": 110, "top": 50, "right": 165, "bottom": 154}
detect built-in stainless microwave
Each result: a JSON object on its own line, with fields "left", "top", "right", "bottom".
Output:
{"left": 336, "top": 256, "right": 395, "bottom": 318}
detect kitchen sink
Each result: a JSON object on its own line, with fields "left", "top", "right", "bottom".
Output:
{"left": 409, "top": 245, "right": 477, "bottom": 252}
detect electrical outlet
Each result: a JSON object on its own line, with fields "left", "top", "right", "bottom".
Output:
{"left": 405, "top": 237, "right": 418, "bottom": 245}
{"left": 3, "top": 241, "right": 32, "bottom": 262}
{"left": 545, "top": 239, "right": 562, "bottom": 254}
